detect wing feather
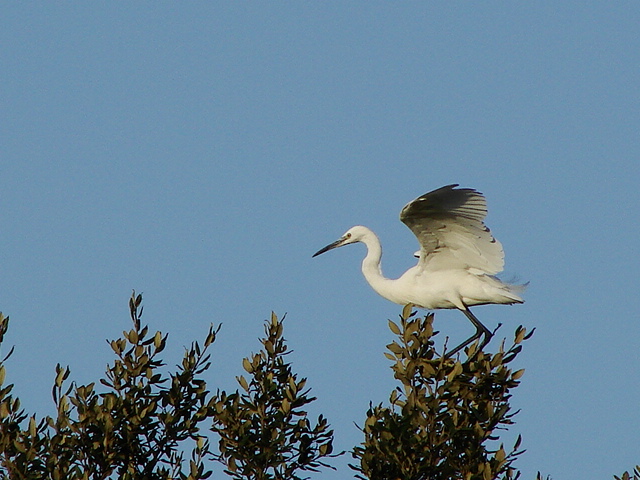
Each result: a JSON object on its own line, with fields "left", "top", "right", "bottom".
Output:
{"left": 399, "top": 184, "right": 505, "bottom": 274}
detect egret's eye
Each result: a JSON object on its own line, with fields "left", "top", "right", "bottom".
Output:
{"left": 346, "top": 233, "right": 352, "bottom": 238}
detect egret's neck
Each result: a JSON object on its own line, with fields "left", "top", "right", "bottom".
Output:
{"left": 358, "top": 229, "right": 394, "bottom": 298}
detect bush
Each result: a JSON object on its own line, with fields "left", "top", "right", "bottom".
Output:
{"left": 0, "top": 293, "right": 337, "bottom": 479}
{"left": 211, "top": 313, "right": 338, "bottom": 480}
{"left": 4, "top": 293, "right": 623, "bottom": 480}
{"left": 351, "top": 305, "right": 532, "bottom": 480}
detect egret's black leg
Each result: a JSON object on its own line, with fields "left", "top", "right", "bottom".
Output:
{"left": 446, "top": 330, "right": 482, "bottom": 357}
{"left": 446, "top": 307, "right": 492, "bottom": 357}
{"left": 463, "top": 308, "right": 492, "bottom": 349}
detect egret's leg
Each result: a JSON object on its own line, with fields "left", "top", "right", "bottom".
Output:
{"left": 463, "top": 308, "right": 492, "bottom": 348}
{"left": 446, "top": 330, "right": 482, "bottom": 357}
{"left": 446, "top": 308, "right": 492, "bottom": 357}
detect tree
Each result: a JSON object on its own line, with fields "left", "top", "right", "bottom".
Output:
{"left": 211, "top": 313, "right": 339, "bottom": 480}
{"left": 0, "top": 293, "right": 337, "bottom": 479}
{"left": 351, "top": 305, "right": 532, "bottom": 480}
{"left": 615, "top": 467, "right": 640, "bottom": 480}
{"left": 0, "top": 292, "right": 219, "bottom": 479}
{"left": 1, "top": 293, "right": 630, "bottom": 479}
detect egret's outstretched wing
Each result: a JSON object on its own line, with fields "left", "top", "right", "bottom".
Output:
{"left": 399, "top": 184, "right": 504, "bottom": 274}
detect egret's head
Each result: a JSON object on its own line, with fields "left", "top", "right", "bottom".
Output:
{"left": 312, "top": 226, "right": 367, "bottom": 257}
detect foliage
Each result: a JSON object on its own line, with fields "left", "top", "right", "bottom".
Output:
{"left": 616, "top": 466, "right": 640, "bottom": 480}
{"left": 211, "top": 312, "right": 340, "bottom": 480}
{"left": 351, "top": 304, "right": 533, "bottom": 480}
{"left": 1, "top": 293, "right": 633, "bottom": 479}
{"left": 0, "top": 293, "right": 337, "bottom": 480}
{"left": 0, "top": 292, "right": 218, "bottom": 480}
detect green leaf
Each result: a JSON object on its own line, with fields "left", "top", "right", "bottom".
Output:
{"left": 236, "top": 375, "right": 249, "bottom": 391}
{"left": 402, "top": 303, "right": 414, "bottom": 320}
{"left": 386, "top": 342, "right": 403, "bottom": 355}
{"left": 29, "top": 416, "right": 36, "bottom": 437}
{"left": 388, "top": 320, "right": 401, "bottom": 335}
{"left": 153, "top": 331, "right": 163, "bottom": 349}
{"left": 129, "top": 328, "right": 139, "bottom": 344}
{"left": 446, "top": 361, "right": 463, "bottom": 382}
{"left": 242, "top": 357, "right": 253, "bottom": 373}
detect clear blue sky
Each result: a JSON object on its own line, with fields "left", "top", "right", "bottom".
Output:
{"left": 2, "top": 4, "right": 639, "bottom": 479}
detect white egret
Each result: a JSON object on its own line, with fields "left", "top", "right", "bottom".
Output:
{"left": 313, "top": 184, "right": 524, "bottom": 356}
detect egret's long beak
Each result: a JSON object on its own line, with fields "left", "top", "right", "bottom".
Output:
{"left": 312, "top": 236, "right": 347, "bottom": 257}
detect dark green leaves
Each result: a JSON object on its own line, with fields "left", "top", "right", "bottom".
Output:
{"left": 615, "top": 466, "right": 640, "bottom": 480}
{"left": 0, "top": 296, "right": 338, "bottom": 480}
{"left": 211, "top": 312, "right": 340, "bottom": 480}
{"left": 351, "top": 309, "right": 532, "bottom": 480}
{"left": 0, "top": 292, "right": 221, "bottom": 479}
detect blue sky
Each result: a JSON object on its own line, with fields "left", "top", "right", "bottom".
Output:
{"left": 2, "top": 3, "right": 639, "bottom": 479}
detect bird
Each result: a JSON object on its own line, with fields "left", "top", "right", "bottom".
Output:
{"left": 313, "top": 184, "right": 524, "bottom": 356}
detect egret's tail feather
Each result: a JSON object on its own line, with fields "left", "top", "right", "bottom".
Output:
{"left": 504, "top": 281, "right": 527, "bottom": 304}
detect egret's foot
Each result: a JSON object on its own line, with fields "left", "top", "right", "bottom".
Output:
{"left": 479, "top": 331, "right": 492, "bottom": 350}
